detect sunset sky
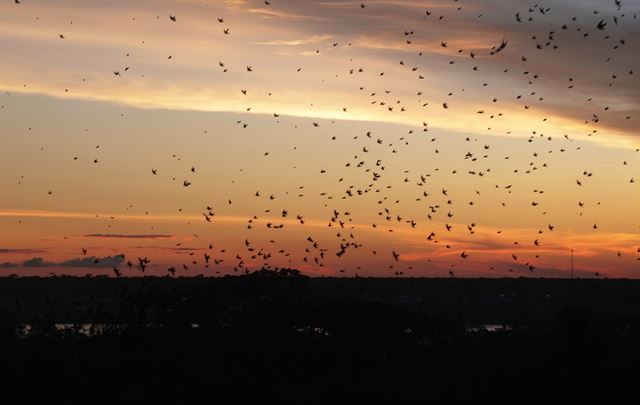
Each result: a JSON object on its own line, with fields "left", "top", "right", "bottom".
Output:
{"left": 1, "top": 0, "right": 638, "bottom": 277}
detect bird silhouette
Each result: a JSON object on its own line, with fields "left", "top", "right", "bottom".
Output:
{"left": 3, "top": 0, "right": 636, "bottom": 280}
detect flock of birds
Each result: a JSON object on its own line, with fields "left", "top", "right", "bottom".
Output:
{"left": 5, "top": 0, "right": 639, "bottom": 278}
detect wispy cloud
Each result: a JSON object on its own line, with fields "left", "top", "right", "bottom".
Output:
{"left": 0, "top": 248, "right": 49, "bottom": 254}
{"left": 0, "top": 209, "right": 335, "bottom": 229}
{"left": 255, "top": 35, "right": 333, "bottom": 46}
{"left": 1, "top": 0, "right": 636, "bottom": 146}
{"left": 246, "top": 7, "right": 317, "bottom": 21}
{"left": 84, "top": 234, "right": 174, "bottom": 239}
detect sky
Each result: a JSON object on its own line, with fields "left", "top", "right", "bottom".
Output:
{"left": 0, "top": 0, "right": 638, "bottom": 278}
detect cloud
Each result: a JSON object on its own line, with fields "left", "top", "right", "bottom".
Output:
{"left": 0, "top": 209, "right": 333, "bottom": 229}
{"left": 255, "top": 35, "right": 333, "bottom": 46}
{"left": 0, "top": 248, "right": 48, "bottom": 254}
{"left": 1, "top": 255, "right": 126, "bottom": 269}
{"left": 84, "top": 234, "right": 174, "bottom": 239}
{"left": 23, "top": 257, "right": 55, "bottom": 267}
{"left": 60, "top": 255, "right": 125, "bottom": 268}
{"left": 246, "top": 7, "right": 317, "bottom": 20}
{"left": 131, "top": 245, "right": 202, "bottom": 251}
{"left": 1, "top": 0, "right": 637, "bottom": 147}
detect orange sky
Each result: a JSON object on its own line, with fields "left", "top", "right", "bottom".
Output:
{"left": 1, "top": 0, "right": 638, "bottom": 277}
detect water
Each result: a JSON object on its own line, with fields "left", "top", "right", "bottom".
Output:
{"left": 16, "top": 322, "right": 517, "bottom": 336}
{"left": 16, "top": 323, "right": 201, "bottom": 337}
{"left": 465, "top": 324, "right": 514, "bottom": 333}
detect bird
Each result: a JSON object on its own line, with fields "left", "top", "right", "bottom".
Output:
{"left": 4, "top": 0, "right": 635, "bottom": 280}
{"left": 490, "top": 38, "right": 508, "bottom": 55}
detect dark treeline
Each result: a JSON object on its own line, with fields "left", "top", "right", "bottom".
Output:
{"left": 1, "top": 270, "right": 639, "bottom": 403}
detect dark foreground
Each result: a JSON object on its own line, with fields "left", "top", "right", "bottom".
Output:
{"left": 1, "top": 271, "right": 639, "bottom": 404}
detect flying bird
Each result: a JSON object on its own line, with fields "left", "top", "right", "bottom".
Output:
{"left": 596, "top": 19, "right": 607, "bottom": 30}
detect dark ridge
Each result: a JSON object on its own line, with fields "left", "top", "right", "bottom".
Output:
{"left": 1, "top": 270, "right": 639, "bottom": 403}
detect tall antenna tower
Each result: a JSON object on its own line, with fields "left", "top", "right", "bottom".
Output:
{"left": 571, "top": 249, "right": 574, "bottom": 279}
